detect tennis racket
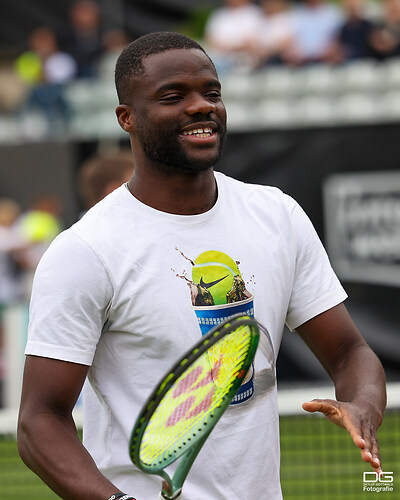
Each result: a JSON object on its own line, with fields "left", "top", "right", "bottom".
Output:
{"left": 129, "top": 314, "right": 271, "bottom": 500}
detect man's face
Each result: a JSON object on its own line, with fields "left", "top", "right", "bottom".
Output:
{"left": 129, "top": 48, "right": 227, "bottom": 174}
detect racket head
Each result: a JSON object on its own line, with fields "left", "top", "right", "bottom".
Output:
{"left": 129, "top": 314, "right": 260, "bottom": 475}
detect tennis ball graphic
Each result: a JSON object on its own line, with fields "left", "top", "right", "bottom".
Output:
{"left": 192, "top": 251, "right": 241, "bottom": 305}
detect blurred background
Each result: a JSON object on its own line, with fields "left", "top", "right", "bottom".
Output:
{"left": 0, "top": 1, "right": 399, "bottom": 498}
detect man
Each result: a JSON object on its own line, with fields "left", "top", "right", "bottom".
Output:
{"left": 204, "top": 0, "right": 262, "bottom": 72}
{"left": 18, "top": 32, "right": 386, "bottom": 500}
{"left": 287, "top": 0, "right": 343, "bottom": 65}
{"left": 77, "top": 149, "right": 134, "bottom": 210}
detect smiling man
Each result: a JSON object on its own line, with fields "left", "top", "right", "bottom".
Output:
{"left": 117, "top": 47, "right": 226, "bottom": 172}
{"left": 115, "top": 35, "right": 227, "bottom": 215}
{"left": 17, "top": 32, "right": 386, "bottom": 500}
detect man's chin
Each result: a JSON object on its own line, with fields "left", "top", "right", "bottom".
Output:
{"left": 162, "top": 157, "right": 220, "bottom": 175}
{"left": 176, "top": 162, "right": 215, "bottom": 175}
{"left": 180, "top": 151, "right": 224, "bottom": 174}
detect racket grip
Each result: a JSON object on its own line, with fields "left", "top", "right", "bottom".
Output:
{"left": 158, "top": 492, "right": 181, "bottom": 500}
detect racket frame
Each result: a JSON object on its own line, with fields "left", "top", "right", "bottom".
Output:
{"left": 129, "top": 314, "right": 260, "bottom": 499}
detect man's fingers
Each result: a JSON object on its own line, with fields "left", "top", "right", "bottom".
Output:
{"left": 302, "top": 399, "right": 337, "bottom": 414}
{"left": 302, "top": 399, "right": 343, "bottom": 426}
{"left": 303, "top": 398, "right": 383, "bottom": 473}
{"left": 343, "top": 422, "right": 381, "bottom": 473}
{"left": 360, "top": 446, "right": 381, "bottom": 473}
{"left": 360, "top": 421, "right": 382, "bottom": 472}
{"left": 371, "top": 439, "right": 382, "bottom": 472}
{"left": 302, "top": 400, "right": 320, "bottom": 413}
{"left": 344, "top": 416, "right": 365, "bottom": 449}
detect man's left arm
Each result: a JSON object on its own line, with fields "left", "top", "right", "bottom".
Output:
{"left": 296, "top": 302, "right": 387, "bottom": 473}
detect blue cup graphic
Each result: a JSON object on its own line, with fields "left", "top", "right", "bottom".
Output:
{"left": 193, "top": 294, "right": 255, "bottom": 405}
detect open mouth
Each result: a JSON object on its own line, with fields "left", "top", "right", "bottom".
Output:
{"left": 181, "top": 127, "right": 213, "bottom": 138}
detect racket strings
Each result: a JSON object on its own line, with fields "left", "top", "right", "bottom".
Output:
{"left": 139, "top": 327, "right": 252, "bottom": 467}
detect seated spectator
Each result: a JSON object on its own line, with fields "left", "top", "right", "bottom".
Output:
{"left": 0, "top": 65, "right": 29, "bottom": 114}
{"left": 370, "top": 0, "right": 400, "bottom": 60}
{"left": 58, "top": 0, "right": 104, "bottom": 78}
{"left": 334, "top": 0, "right": 375, "bottom": 63}
{"left": 15, "top": 193, "right": 64, "bottom": 297}
{"left": 286, "top": 0, "right": 344, "bottom": 65}
{"left": 96, "top": 29, "right": 132, "bottom": 81}
{"left": 253, "top": 0, "right": 295, "bottom": 67}
{"left": 0, "top": 198, "right": 26, "bottom": 386}
{"left": 0, "top": 198, "right": 26, "bottom": 307}
{"left": 15, "top": 26, "right": 77, "bottom": 87}
{"left": 14, "top": 26, "right": 77, "bottom": 134}
{"left": 204, "top": 0, "right": 263, "bottom": 73}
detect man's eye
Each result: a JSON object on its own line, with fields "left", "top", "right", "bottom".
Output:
{"left": 207, "top": 92, "right": 221, "bottom": 100}
{"left": 160, "top": 95, "right": 182, "bottom": 103}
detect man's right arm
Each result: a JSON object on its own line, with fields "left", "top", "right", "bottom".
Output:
{"left": 18, "top": 355, "right": 122, "bottom": 500}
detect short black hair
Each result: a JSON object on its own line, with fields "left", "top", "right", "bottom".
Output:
{"left": 115, "top": 31, "right": 212, "bottom": 104}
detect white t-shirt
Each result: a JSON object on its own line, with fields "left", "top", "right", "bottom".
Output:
{"left": 292, "top": 4, "right": 343, "bottom": 59}
{"left": 44, "top": 52, "right": 77, "bottom": 84}
{"left": 256, "top": 11, "right": 295, "bottom": 51}
{"left": 26, "top": 172, "right": 347, "bottom": 500}
{"left": 205, "top": 4, "right": 262, "bottom": 51}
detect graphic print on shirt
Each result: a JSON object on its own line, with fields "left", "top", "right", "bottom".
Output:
{"left": 176, "top": 249, "right": 255, "bottom": 404}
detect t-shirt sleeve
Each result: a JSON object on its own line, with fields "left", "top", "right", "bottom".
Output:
{"left": 285, "top": 196, "right": 347, "bottom": 331}
{"left": 25, "top": 230, "right": 113, "bottom": 365}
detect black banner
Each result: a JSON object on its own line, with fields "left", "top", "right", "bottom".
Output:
{"left": 217, "top": 124, "right": 400, "bottom": 383}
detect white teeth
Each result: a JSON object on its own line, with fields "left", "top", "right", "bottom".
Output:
{"left": 182, "top": 127, "right": 213, "bottom": 136}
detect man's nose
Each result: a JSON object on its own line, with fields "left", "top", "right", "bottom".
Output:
{"left": 185, "top": 94, "right": 216, "bottom": 115}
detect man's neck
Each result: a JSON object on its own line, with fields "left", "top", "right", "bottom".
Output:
{"left": 126, "top": 168, "right": 217, "bottom": 215}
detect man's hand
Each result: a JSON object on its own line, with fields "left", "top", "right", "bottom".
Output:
{"left": 302, "top": 398, "right": 383, "bottom": 473}
{"left": 296, "top": 304, "right": 386, "bottom": 475}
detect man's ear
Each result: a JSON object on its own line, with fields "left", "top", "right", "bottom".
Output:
{"left": 116, "top": 105, "right": 135, "bottom": 133}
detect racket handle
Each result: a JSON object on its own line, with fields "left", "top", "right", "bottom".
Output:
{"left": 158, "top": 492, "right": 181, "bottom": 500}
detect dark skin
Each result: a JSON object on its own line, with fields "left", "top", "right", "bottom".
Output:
{"left": 297, "top": 304, "right": 385, "bottom": 472}
{"left": 117, "top": 49, "right": 227, "bottom": 216}
{"left": 18, "top": 48, "right": 386, "bottom": 500}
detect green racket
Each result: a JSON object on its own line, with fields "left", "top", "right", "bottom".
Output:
{"left": 129, "top": 314, "right": 262, "bottom": 500}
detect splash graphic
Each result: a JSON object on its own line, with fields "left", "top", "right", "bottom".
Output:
{"left": 175, "top": 249, "right": 251, "bottom": 306}
{"left": 175, "top": 249, "right": 255, "bottom": 405}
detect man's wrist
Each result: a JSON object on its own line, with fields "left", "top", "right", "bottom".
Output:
{"left": 107, "top": 493, "right": 136, "bottom": 500}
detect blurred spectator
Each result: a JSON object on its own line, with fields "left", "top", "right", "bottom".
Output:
{"left": 77, "top": 149, "right": 134, "bottom": 211}
{"left": 0, "top": 199, "right": 21, "bottom": 384}
{"left": 15, "top": 194, "right": 64, "bottom": 296}
{"left": 332, "top": 0, "right": 375, "bottom": 63}
{"left": 253, "top": 0, "right": 295, "bottom": 67}
{"left": 14, "top": 26, "right": 77, "bottom": 133}
{"left": 204, "top": 0, "right": 263, "bottom": 73}
{"left": 0, "top": 66, "right": 29, "bottom": 114}
{"left": 370, "top": 0, "right": 400, "bottom": 60}
{"left": 0, "top": 194, "right": 62, "bottom": 384}
{"left": 287, "top": 0, "right": 343, "bottom": 65}
{"left": 0, "top": 198, "right": 26, "bottom": 306}
{"left": 96, "top": 29, "right": 131, "bottom": 81}
{"left": 0, "top": 198, "right": 28, "bottom": 382}
{"left": 15, "top": 26, "right": 77, "bottom": 86}
{"left": 58, "top": 0, "right": 104, "bottom": 78}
